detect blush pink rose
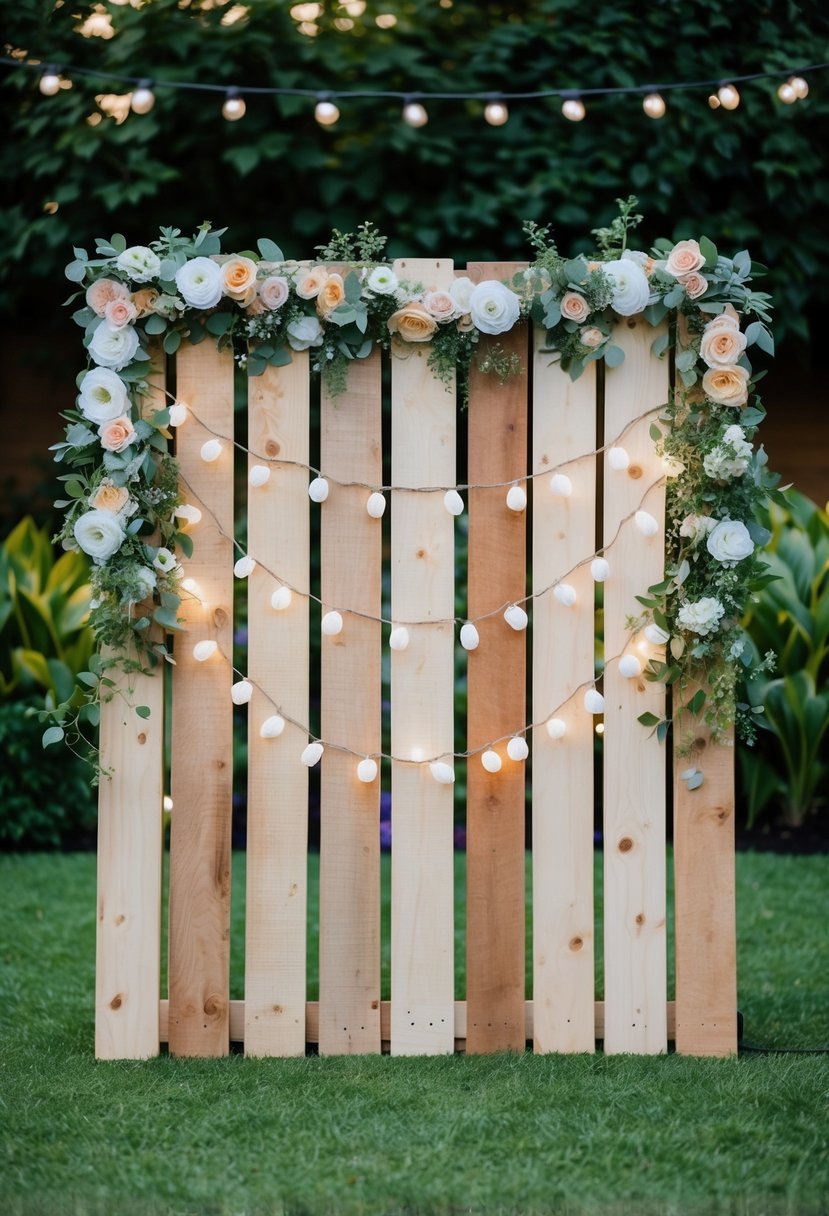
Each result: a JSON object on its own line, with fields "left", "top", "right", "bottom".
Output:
{"left": 258, "top": 275, "right": 290, "bottom": 311}
{"left": 580, "top": 326, "right": 604, "bottom": 348}
{"left": 681, "top": 272, "right": 708, "bottom": 300}
{"left": 104, "top": 297, "right": 138, "bottom": 328}
{"left": 98, "top": 415, "right": 137, "bottom": 452}
{"left": 86, "top": 278, "right": 131, "bottom": 317}
{"left": 422, "top": 291, "right": 458, "bottom": 322}
{"left": 561, "top": 291, "right": 590, "bottom": 322}
{"left": 665, "top": 239, "right": 706, "bottom": 278}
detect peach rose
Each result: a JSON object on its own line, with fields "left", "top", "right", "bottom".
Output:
{"left": 705, "top": 304, "right": 740, "bottom": 333}
{"left": 422, "top": 291, "right": 458, "bottom": 322}
{"left": 665, "top": 239, "right": 705, "bottom": 278}
{"left": 702, "top": 365, "right": 750, "bottom": 407}
{"left": 132, "top": 288, "right": 158, "bottom": 317}
{"left": 98, "top": 415, "right": 137, "bottom": 452}
{"left": 86, "top": 278, "right": 130, "bottom": 317}
{"left": 258, "top": 275, "right": 289, "bottom": 311}
{"left": 104, "top": 297, "right": 137, "bottom": 328}
{"left": 388, "top": 306, "right": 439, "bottom": 342}
{"left": 580, "top": 326, "right": 604, "bottom": 349}
{"left": 295, "top": 267, "right": 329, "bottom": 299}
{"left": 316, "top": 273, "right": 346, "bottom": 316}
{"left": 681, "top": 272, "right": 708, "bottom": 300}
{"left": 90, "top": 480, "right": 130, "bottom": 513}
{"left": 222, "top": 255, "right": 258, "bottom": 302}
{"left": 561, "top": 291, "right": 590, "bottom": 323}
{"left": 700, "top": 322, "right": 747, "bottom": 368}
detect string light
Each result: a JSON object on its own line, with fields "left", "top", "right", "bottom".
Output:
{"left": 618, "top": 655, "right": 642, "bottom": 678}
{"left": 315, "top": 98, "right": 340, "bottom": 125}
{"left": 200, "top": 439, "right": 223, "bottom": 462}
{"left": 607, "top": 445, "right": 630, "bottom": 471}
{"left": 173, "top": 504, "right": 202, "bottom": 526}
{"left": 260, "top": 714, "right": 286, "bottom": 738}
{"left": 595, "top": 722, "right": 605, "bottom": 736}
{"left": 366, "top": 491, "right": 386, "bottom": 518}
{"left": 635, "top": 510, "right": 659, "bottom": 537}
{"left": 549, "top": 473, "right": 573, "bottom": 498}
{"left": 443, "top": 490, "right": 464, "bottom": 515}
{"left": 388, "top": 626, "right": 410, "bottom": 651}
{"left": 562, "top": 96, "right": 586, "bottom": 122}
{"left": 233, "top": 555, "right": 256, "bottom": 578}
{"left": 163, "top": 795, "right": 174, "bottom": 812}
{"left": 131, "top": 80, "right": 155, "bottom": 114}
{"left": 546, "top": 718, "right": 567, "bottom": 739}
{"left": 357, "top": 757, "right": 378, "bottom": 783}
{"left": 38, "top": 68, "right": 62, "bottom": 96}
{"left": 249, "top": 464, "right": 271, "bottom": 487}
{"left": 790, "top": 75, "right": 809, "bottom": 98}
{"left": 708, "top": 93, "right": 721, "bottom": 110}
{"left": 402, "top": 99, "right": 428, "bottom": 127}
{"left": 271, "top": 586, "right": 293, "bottom": 610}
{"left": 504, "top": 604, "right": 528, "bottom": 631}
{"left": 507, "top": 736, "right": 529, "bottom": 762}
{"left": 460, "top": 622, "right": 480, "bottom": 651}
{"left": 506, "top": 485, "right": 527, "bottom": 512}
{"left": 484, "top": 100, "right": 509, "bottom": 126}
{"left": 642, "top": 92, "right": 666, "bottom": 118}
{"left": 321, "top": 611, "right": 343, "bottom": 636}
{"left": 717, "top": 83, "right": 740, "bottom": 110}
{"left": 430, "top": 761, "right": 455, "bottom": 784}
{"left": 308, "top": 476, "right": 329, "bottom": 502}
{"left": 584, "top": 689, "right": 605, "bottom": 714}
{"left": 192, "top": 640, "right": 218, "bottom": 661}
{"left": 591, "top": 557, "right": 610, "bottom": 582}
{"left": 777, "top": 81, "right": 797, "bottom": 104}
{"left": 221, "top": 88, "right": 246, "bottom": 121}
{"left": 231, "top": 679, "right": 254, "bottom": 704}
{"left": 644, "top": 623, "right": 669, "bottom": 645}
{"left": 553, "top": 583, "right": 577, "bottom": 607}
{"left": 301, "top": 742, "right": 324, "bottom": 767}
{"left": 481, "top": 749, "right": 502, "bottom": 773}
{"left": 181, "top": 577, "right": 200, "bottom": 595}
{"left": 168, "top": 402, "right": 189, "bottom": 426}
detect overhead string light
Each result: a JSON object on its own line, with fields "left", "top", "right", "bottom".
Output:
{"left": 484, "top": 98, "right": 509, "bottom": 125}
{"left": 221, "top": 88, "right": 246, "bottom": 121}
{"left": 315, "top": 95, "right": 340, "bottom": 125}
{"left": 402, "top": 97, "right": 428, "bottom": 127}
{"left": 38, "top": 66, "right": 63, "bottom": 96}
{"left": 561, "top": 94, "right": 586, "bottom": 122}
{"left": 130, "top": 79, "right": 155, "bottom": 114}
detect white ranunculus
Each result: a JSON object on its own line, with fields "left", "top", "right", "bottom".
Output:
{"left": 366, "top": 266, "right": 398, "bottom": 294}
{"left": 450, "top": 276, "right": 475, "bottom": 313}
{"left": 706, "top": 519, "right": 755, "bottom": 565}
{"left": 116, "top": 245, "right": 161, "bottom": 283}
{"left": 621, "top": 249, "right": 650, "bottom": 268}
{"left": 73, "top": 509, "right": 126, "bottom": 564}
{"left": 679, "top": 513, "right": 717, "bottom": 544}
{"left": 469, "top": 280, "right": 521, "bottom": 335}
{"left": 77, "top": 368, "right": 129, "bottom": 423}
{"left": 88, "top": 321, "right": 140, "bottom": 371}
{"left": 677, "top": 596, "right": 725, "bottom": 637}
{"left": 174, "top": 257, "right": 224, "bottom": 310}
{"left": 603, "top": 258, "right": 651, "bottom": 317}
{"left": 287, "top": 315, "right": 324, "bottom": 350}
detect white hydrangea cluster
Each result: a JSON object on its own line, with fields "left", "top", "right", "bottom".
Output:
{"left": 702, "top": 424, "right": 753, "bottom": 481}
{"left": 677, "top": 596, "right": 726, "bottom": 637}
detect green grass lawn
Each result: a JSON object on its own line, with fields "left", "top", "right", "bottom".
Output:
{"left": 2, "top": 848, "right": 827, "bottom": 1216}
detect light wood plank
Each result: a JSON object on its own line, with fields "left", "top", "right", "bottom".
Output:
{"left": 465, "top": 262, "right": 528, "bottom": 1053}
{"left": 244, "top": 356, "right": 310, "bottom": 1056}
{"left": 602, "top": 319, "right": 669, "bottom": 1054}
{"left": 168, "top": 342, "right": 234, "bottom": 1057}
{"left": 318, "top": 349, "right": 382, "bottom": 1054}
{"left": 531, "top": 331, "right": 597, "bottom": 1053}
{"left": 389, "top": 258, "right": 456, "bottom": 1056}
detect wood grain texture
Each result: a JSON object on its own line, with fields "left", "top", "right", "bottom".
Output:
{"left": 244, "top": 356, "right": 310, "bottom": 1057}
{"left": 531, "top": 331, "right": 597, "bottom": 1053}
{"left": 318, "top": 350, "right": 383, "bottom": 1055}
{"left": 389, "top": 259, "right": 456, "bottom": 1056}
{"left": 602, "top": 319, "right": 669, "bottom": 1055}
{"left": 168, "top": 341, "right": 234, "bottom": 1057}
{"left": 465, "top": 262, "right": 528, "bottom": 1054}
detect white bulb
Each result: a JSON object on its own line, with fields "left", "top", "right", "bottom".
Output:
{"left": 322, "top": 611, "right": 343, "bottom": 636}
{"left": 234, "top": 555, "right": 256, "bottom": 578}
{"left": 231, "top": 679, "right": 254, "bottom": 705}
{"left": 357, "top": 757, "right": 378, "bottom": 783}
{"left": 642, "top": 92, "right": 666, "bottom": 118}
{"left": 315, "top": 100, "right": 340, "bottom": 125}
{"left": 366, "top": 492, "right": 386, "bottom": 518}
{"left": 506, "top": 485, "right": 527, "bottom": 512}
{"left": 717, "top": 84, "right": 740, "bottom": 110}
{"left": 389, "top": 626, "right": 410, "bottom": 651}
{"left": 504, "top": 604, "right": 528, "bottom": 631}
{"left": 222, "top": 95, "right": 246, "bottom": 121}
{"left": 619, "top": 655, "right": 642, "bottom": 678}
{"left": 584, "top": 689, "right": 605, "bottom": 714}
{"left": 554, "top": 583, "right": 577, "bottom": 607}
{"left": 163, "top": 795, "right": 174, "bottom": 813}
{"left": 308, "top": 476, "right": 329, "bottom": 502}
{"left": 777, "top": 82, "right": 797, "bottom": 105}
{"left": 174, "top": 504, "right": 202, "bottom": 526}
{"left": 484, "top": 101, "right": 509, "bottom": 126}
{"left": 200, "top": 439, "right": 223, "bottom": 463}
{"left": 790, "top": 76, "right": 809, "bottom": 100}
{"left": 591, "top": 557, "right": 610, "bottom": 582}
{"left": 168, "top": 402, "right": 188, "bottom": 426}
{"left": 271, "top": 586, "right": 293, "bottom": 611}
{"left": 444, "top": 490, "right": 465, "bottom": 516}
{"left": 460, "top": 622, "right": 480, "bottom": 651}
{"left": 430, "top": 761, "right": 455, "bottom": 784}
{"left": 644, "top": 623, "right": 670, "bottom": 645}
{"left": 550, "top": 473, "right": 573, "bottom": 498}
{"left": 260, "top": 715, "right": 286, "bottom": 738}
{"left": 635, "top": 510, "right": 659, "bottom": 537}
{"left": 562, "top": 97, "right": 586, "bottom": 121}
{"left": 131, "top": 86, "right": 155, "bottom": 115}
{"left": 608, "top": 446, "right": 630, "bottom": 471}
{"left": 402, "top": 101, "right": 428, "bottom": 127}
{"left": 546, "top": 717, "right": 567, "bottom": 739}
{"left": 481, "top": 749, "right": 502, "bottom": 773}
{"left": 181, "top": 577, "right": 199, "bottom": 595}
{"left": 249, "top": 465, "right": 271, "bottom": 487}
{"left": 39, "top": 72, "right": 61, "bottom": 97}
{"left": 301, "top": 742, "right": 324, "bottom": 767}
{"left": 507, "top": 736, "right": 529, "bottom": 762}
{"left": 192, "top": 640, "right": 218, "bottom": 662}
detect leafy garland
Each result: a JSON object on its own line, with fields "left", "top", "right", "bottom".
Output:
{"left": 49, "top": 200, "right": 780, "bottom": 767}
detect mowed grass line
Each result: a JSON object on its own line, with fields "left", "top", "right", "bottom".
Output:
{"left": 1, "top": 849, "right": 827, "bottom": 1216}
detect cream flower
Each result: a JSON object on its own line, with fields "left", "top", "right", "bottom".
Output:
{"left": 677, "top": 596, "right": 725, "bottom": 636}
{"left": 98, "top": 415, "right": 137, "bottom": 452}
{"left": 89, "top": 479, "right": 131, "bottom": 514}
{"left": 388, "top": 305, "right": 439, "bottom": 342}
{"left": 664, "top": 239, "right": 705, "bottom": 278}
{"left": 702, "top": 365, "right": 750, "bottom": 407}
{"left": 366, "top": 266, "right": 398, "bottom": 294}
{"left": 116, "top": 245, "right": 161, "bottom": 283}
{"left": 603, "top": 258, "right": 651, "bottom": 316}
{"left": 131, "top": 288, "right": 159, "bottom": 318}
{"left": 175, "top": 257, "right": 223, "bottom": 310}
{"left": 681, "top": 272, "right": 708, "bottom": 300}
{"left": 449, "top": 277, "right": 475, "bottom": 313}
{"left": 73, "top": 509, "right": 126, "bottom": 563}
{"left": 422, "top": 291, "right": 458, "bottom": 322}
{"left": 88, "top": 321, "right": 140, "bottom": 371}
{"left": 580, "top": 326, "right": 604, "bottom": 349}
{"left": 294, "top": 267, "right": 329, "bottom": 299}
{"left": 679, "top": 513, "right": 716, "bottom": 543}
{"left": 286, "top": 315, "right": 324, "bottom": 350}
{"left": 561, "top": 291, "right": 590, "bottom": 322}
{"left": 468, "top": 280, "right": 521, "bottom": 335}
{"left": 700, "top": 320, "right": 747, "bottom": 368}
{"left": 104, "top": 297, "right": 137, "bottom": 329}
{"left": 316, "top": 273, "right": 346, "bottom": 316}
{"left": 77, "top": 368, "right": 129, "bottom": 424}
{"left": 257, "top": 275, "right": 290, "bottom": 311}
{"left": 706, "top": 519, "right": 755, "bottom": 564}
{"left": 221, "top": 255, "right": 258, "bottom": 302}
{"left": 86, "top": 278, "right": 131, "bottom": 317}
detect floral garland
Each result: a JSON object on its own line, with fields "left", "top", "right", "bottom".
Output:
{"left": 51, "top": 201, "right": 780, "bottom": 764}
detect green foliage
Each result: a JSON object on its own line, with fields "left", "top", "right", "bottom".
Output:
{"left": 740, "top": 492, "right": 829, "bottom": 825}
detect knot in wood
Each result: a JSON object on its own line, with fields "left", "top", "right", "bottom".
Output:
{"left": 635, "top": 913, "right": 646, "bottom": 926}
{"left": 110, "top": 994, "right": 123, "bottom": 1010}
{"left": 213, "top": 607, "right": 229, "bottom": 628}
{"left": 265, "top": 440, "right": 280, "bottom": 457}
{"left": 569, "top": 936, "right": 584, "bottom": 952}
{"left": 203, "top": 994, "right": 223, "bottom": 1017}
{"left": 619, "top": 836, "right": 634, "bottom": 853}
{"left": 137, "top": 732, "right": 147, "bottom": 746}
{"left": 628, "top": 464, "right": 643, "bottom": 480}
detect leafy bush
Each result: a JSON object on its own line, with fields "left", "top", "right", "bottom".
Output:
{"left": 740, "top": 491, "right": 829, "bottom": 826}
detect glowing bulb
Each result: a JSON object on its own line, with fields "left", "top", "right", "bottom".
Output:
{"left": 181, "top": 577, "right": 199, "bottom": 595}
{"left": 234, "top": 555, "right": 256, "bottom": 578}
{"left": 260, "top": 715, "right": 286, "bottom": 738}
{"left": 562, "top": 97, "right": 586, "bottom": 122}
{"left": 389, "top": 626, "right": 410, "bottom": 651}
{"left": 708, "top": 94, "right": 721, "bottom": 110}
{"left": 607, "top": 445, "right": 630, "bottom": 471}
{"left": 315, "top": 100, "right": 340, "bottom": 126}
{"left": 131, "top": 82, "right": 155, "bottom": 114}
{"left": 584, "top": 689, "right": 605, "bottom": 714}
{"left": 430, "top": 761, "right": 455, "bottom": 784}
{"left": 200, "top": 439, "right": 223, "bottom": 462}
{"left": 642, "top": 92, "right": 666, "bottom": 118}
{"left": 271, "top": 586, "right": 293, "bottom": 611}
{"left": 507, "top": 736, "right": 529, "bottom": 762}
{"left": 591, "top": 557, "right": 610, "bottom": 582}
{"left": 39, "top": 71, "right": 61, "bottom": 97}
{"left": 644, "top": 623, "right": 670, "bottom": 646}
{"left": 635, "top": 510, "right": 659, "bottom": 537}
{"left": 460, "top": 622, "right": 480, "bottom": 651}
{"left": 444, "top": 490, "right": 465, "bottom": 515}
{"left": 663, "top": 456, "right": 684, "bottom": 477}
{"left": 357, "top": 757, "right": 378, "bottom": 783}
{"left": 231, "top": 679, "right": 254, "bottom": 705}
{"left": 484, "top": 101, "right": 509, "bottom": 126}
{"left": 554, "top": 583, "right": 577, "bottom": 607}
{"left": 168, "top": 401, "right": 188, "bottom": 426}
{"left": 402, "top": 101, "right": 428, "bottom": 127}
{"left": 550, "top": 473, "right": 573, "bottom": 497}
{"left": 506, "top": 485, "right": 527, "bottom": 512}
{"left": 322, "top": 611, "right": 343, "bottom": 636}
{"left": 717, "top": 84, "right": 740, "bottom": 110}
{"left": 222, "top": 90, "right": 246, "bottom": 121}
{"left": 163, "top": 795, "right": 174, "bottom": 812}
{"left": 790, "top": 76, "right": 809, "bottom": 99}
{"left": 504, "top": 604, "right": 528, "bottom": 631}
{"left": 249, "top": 465, "right": 271, "bottom": 487}
{"left": 308, "top": 476, "right": 329, "bottom": 502}
{"left": 619, "top": 655, "right": 642, "bottom": 678}
{"left": 301, "top": 742, "right": 324, "bottom": 767}
{"left": 481, "top": 749, "right": 502, "bottom": 773}
{"left": 174, "top": 504, "right": 202, "bottom": 527}
{"left": 777, "top": 81, "right": 797, "bottom": 104}
{"left": 366, "top": 492, "right": 386, "bottom": 518}
{"left": 595, "top": 722, "right": 605, "bottom": 736}
{"left": 193, "top": 640, "right": 218, "bottom": 662}
{"left": 546, "top": 718, "right": 567, "bottom": 739}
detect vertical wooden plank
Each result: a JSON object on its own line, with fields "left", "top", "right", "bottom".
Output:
{"left": 244, "top": 355, "right": 310, "bottom": 1057}
{"left": 531, "top": 331, "right": 597, "bottom": 1053}
{"left": 674, "top": 704, "right": 737, "bottom": 1055}
{"left": 318, "top": 350, "right": 382, "bottom": 1054}
{"left": 602, "top": 319, "right": 669, "bottom": 1054}
{"left": 168, "top": 342, "right": 234, "bottom": 1057}
{"left": 466, "top": 262, "right": 528, "bottom": 1053}
{"left": 389, "top": 258, "right": 456, "bottom": 1056}
{"left": 96, "top": 346, "right": 166, "bottom": 1060}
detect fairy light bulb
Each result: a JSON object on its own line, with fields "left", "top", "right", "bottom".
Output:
{"left": 484, "top": 100, "right": 509, "bottom": 126}
{"left": 619, "top": 655, "right": 642, "bottom": 678}
{"left": 315, "top": 99, "right": 340, "bottom": 126}
{"left": 481, "top": 749, "right": 502, "bottom": 774}
{"left": 389, "top": 626, "right": 410, "bottom": 651}
{"left": 562, "top": 96, "right": 586, "bottom": 122}
{"left": 301, "top": 742, "right": 324, "bottom": 767}
{"left": 321, "top": 611, "right": 343, "bottom": 636}
{"left": 193, "top": 640, "right": 218, "bottom": 662}
{"left": 642, "top": 92, "right": 666, "bottom": 118}
{"left": 777, "top": 81, "right": 797, "bottom": 104}
{"left": 644, "top": 623, "right": 670, "bottom": 646}
{"left": 554, "top": 583, "right": 577, "bottom": 607}
{"left": 308, "top": 476, "right": 329, "bottom": 502}
{"left": 460, "top": 622, "right": 480, "bottom": 651}
{"left": 131, "top": 81, "right": 156, "bottom": 114}
{"left": 366, "top": 492, "right": 386, "bottom": 518}
{"left": 260, "top": 715, "right": 286, "bottom": 738}
{"left": 168, "top": 402, "right": 188, "bottom": 426}
{"left": 249, "top": 465, "right": 271, "bottom": 487}
{"left": 357, "top": 757, "right": 378, "bottom": 783}
{"left": 595, "top": 722, "right": 605, "bottom": 736}
{"left": 231, "top": 679, "right": 254, "bottom": 705}
{"left": 607, "top": 446, "right": 630, "bottom": 471}
{"left": 163, "top": 795, "right": 174, "bottom": 813}
{"left": 39, "top": 69, "right": 61, "bottom": 96}
{"left": 591, "top": 557, "right": 610, "bottom": 582}
{"left": 444, "top": 490, "right": 464, "bottom": 516}
{"left": 790, "top": 76, "right": 809, "bottom": 99}
{"left": 717, "top": 84, "right": 740, "bottom": 110}
{"left": 402, "top": 100, "right": 428, "bottom": 127}
{"left": 507, "top": 736, "right": 529, "bottom": 762}
{"left": 584, "top": 689, "right": 605, "bottom": 714}
{"left": 504, "top": 604, "right": 528, "bottom": 631}
{"left": 546, "top": 718, "right": 567, "bottom": 739}
{"left": 550, "top": 473, "right": 573, "bottom": 497}
{"left": 635, "top": 510, "right": 659, "bottom": 537}
{"left": 174, "top": 504, "right": 202, "bottom": 527}
{"left": 708, "top": 93, "right": 721, "bottom": 110}
{"left": 233, "top": 555, "right": 256, "bottom": 578}
{"left": 222, "top": 89, "right": 246, "bottom": 121}
{"left": 271, "top": 586, "right": 293, "bottom": 611}
{"left": 506, "top": 485, "right": 527, "bottom": 512}
{"left": 181, "top": 577, "right": 199, "bottom": 596}
{"left": 200, "top": 439, "right": 223, "bottom": 463}
{"left": 429, "top": 761, "right": 455, "bottom": 784}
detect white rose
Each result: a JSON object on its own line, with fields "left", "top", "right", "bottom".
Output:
{"left": 287, "top": 315, "right": 324, "bottom": 350}
{"left": 366, "top": 266, "right": 398, "bottom": 294}
{"left": 706, "top": 519, "right": 755, "bottom": 564}
{"left": 77, "top": 368, "right": 129, "bottom": 423}
{"left": 73, "top": 509, "right": 126, "bottom": 564}
{"left": 174, "top": 257, "right": 224, "bottom": 310}
{"left": 450, "top": 277, "right": 475, "bottom": 313}
{"left": 115, "top": 245, "right": 161, "bottom": 283}
{"left": 677, "top": 596, "right": 725, "bottom": 637}
{"left": 603, "top": 258, "right": 651, "bottom": 317}
{"left": 88, "top": 321, "right": 140, "bottom": 371}
{"left": 679, "top": 513, "right": 716, "bottom": 543}
{"left": 468, "top": 280, "right": 521, "bottom": 335}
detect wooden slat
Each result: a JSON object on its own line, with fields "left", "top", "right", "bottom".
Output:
{"left": 168, "top": 342, "right": 234, "bottom": 1057}
{"left": 244, "top": 356, "right": 310, "bottom": 1056}
{"left": 674, "top": 702, "right": 737, "bottom": 1055}
{"left": 465, "top": 262, "right": 528, "bottom": 1053}
{"left": 318, "top": 350, "right": 382, "bottom": 1054}
{"left": 531, "top": 331, "right": 597, "bottom": 1053}
{"left": 389, "top": 258, "right": 456, "bottom": 1056}
{"left": 602, "top": 319, "right": 669, "bottom": 1054}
